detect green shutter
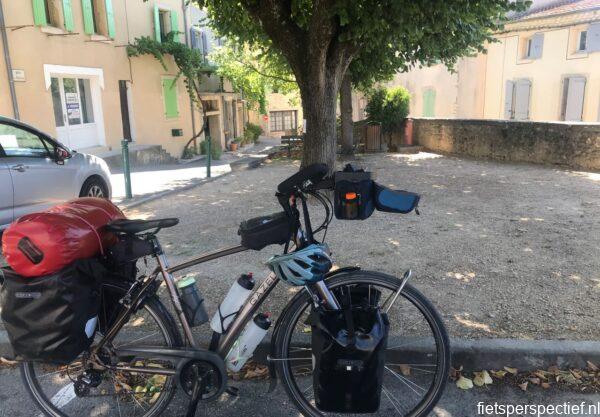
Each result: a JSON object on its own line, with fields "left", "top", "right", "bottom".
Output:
{"left": 105, "top": 0, "right": 115, "bottom": 38}
{"left": 154, "top": 5, "right": 161, "bottom": 42}
{"left": 162, "top": 78, "right": 179, "bottom": 118}
{"left": 81, "top": 0, "right": 94, "bottom": 34}
{"left": 32, "top": 0, "right": 47, "bottom": 26}
{"left": 62, "top": 0, "right": 74, "bottom": 31}
{"left": 423, "top": 89, "right": 436, "bottom": 117}
{"left": 170, "top": 10, "right": 179, "bottom": 42}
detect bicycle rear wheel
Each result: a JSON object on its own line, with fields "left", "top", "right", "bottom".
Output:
{"left": 21, "top": 290, "right": 183, "bottom": 417}
{"left": 274, "top": 270, "right": 450, "bottom": 417}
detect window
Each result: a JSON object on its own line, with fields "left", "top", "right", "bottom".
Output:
{"left": 162, "top": 77, "right": 179, "bottom": 119}
{"left": 81, "top": 0, "right": 115, "bottom": 38}
{"left": 561, "top": 76, "right": 586, "bottom": 121}
{"left": 523, "top": 33, "right": 544, "bottom": 59}
{"left": 33, "top": 0, "right": 70, "bottom": 30}
{"left": 422, "top": 89, "right": 436, "bottom": 117}
{"left": 154, "top": 6, "right": 180, "bottom": 43}
{"left": 269, "top": 111, "right": 297, "bottom": 131}
{"left": 578, "top": 30, "right": 588, "bottom": 52}
{"left": 0, "top": 124, "right": 50, "bottom": 158}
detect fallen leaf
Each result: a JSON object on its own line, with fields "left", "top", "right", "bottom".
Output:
{"left": 398, "top": 364, "right": 411, "bottom": 376}
{"left": 534, "top": 371, "right": 548, "bottom": 380}
{"left": 482, "top": 370, "right": 493, "bottom": 384}
{"left": 504, "top": 366, "right": 518, "bottom": 375}
{"left": 149, "top": 392, "right": 161, "bottom": 404}
{"left": 587, "top": 361, "right": 599, "bottom": 372}
{"left": 528, "top": 377, "right": 540, "bottom": 385}
{"left": 519, "top": 381, "right": 528, "bottom": 391}
{"left": 473, "top": 370, "right": 493, "bottom": 386}
{"left": 491, "top": 370, "right": 507, "bottom": 379}
{"left": 571, "top": 370, "right": 582, "bottom": 380}
{"left": 456, "top": 376, "right": 474, "bottom": 390}
{"left": 541, "top": 382, "right": 551, "bottom": 389}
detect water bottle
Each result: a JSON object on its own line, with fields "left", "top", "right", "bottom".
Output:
{"left": 210, "top": 273, "right": 255, "bottom": 333}
{"left": 225, "top": 313, "right": 272, "bottom": 372}
{"left": 177, "top": 277, "right": 209, "bottom": 327}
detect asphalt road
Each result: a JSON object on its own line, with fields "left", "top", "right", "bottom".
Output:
{"left": 1, "top": 365, "right": 599, "bottom": 417}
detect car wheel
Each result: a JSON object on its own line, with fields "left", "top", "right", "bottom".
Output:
{"left": 80, "top": 177, "right": 109, "bottom": 199}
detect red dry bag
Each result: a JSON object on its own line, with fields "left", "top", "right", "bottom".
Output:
{"left": 1, "top": 198, "right": 125, "bottom": 277}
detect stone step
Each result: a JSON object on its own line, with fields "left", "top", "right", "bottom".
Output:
{"left": 85, "top": 144, "right": 177, "bottom": 170}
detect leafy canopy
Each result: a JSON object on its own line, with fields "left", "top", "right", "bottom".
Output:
{"left": 209, "top": 40, "right": 297, "bottom": 114}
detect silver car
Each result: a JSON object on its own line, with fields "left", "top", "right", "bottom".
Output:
{"left": 0, "top": 116, "right": 112, "bottom": 230}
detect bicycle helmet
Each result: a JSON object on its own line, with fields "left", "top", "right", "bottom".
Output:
{"left": 266, "top": 244, "right": 333, "bottom": 286}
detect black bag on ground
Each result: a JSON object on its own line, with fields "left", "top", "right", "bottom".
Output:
{"left": 373, "top": 182, "right": 420, "bottom": 214}
{"left": 238, "top": 211, "right": 293, "bottom": 251}
{"left": 311, "top": 286, "right": 389, "bottom": 413}
{"left": 0, "top": 258, "right": 104, "bottom": 364}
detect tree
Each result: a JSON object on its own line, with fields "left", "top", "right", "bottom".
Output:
{"left": 196, "top": 0, "right": 526, "bottom": 169}
{"left": 209, "top": 41, "right": 298, "bottom": 115}
{"left": 127, "top": 33, "right": 216, "bottom": 157}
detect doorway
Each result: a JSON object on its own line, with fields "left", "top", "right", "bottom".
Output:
{"left": 50, "top": 76, "right": 101, "bottom": 149}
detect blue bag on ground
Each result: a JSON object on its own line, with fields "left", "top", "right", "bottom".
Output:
{"left": 374, "top": 182, "right": 420, "bottom": 214}
{"left": 311, "top": 286, "right": 389, "bottom": 413}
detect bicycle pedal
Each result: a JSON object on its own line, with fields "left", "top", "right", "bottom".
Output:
{"left": 226, "top": 386, "right": 239, "bottom": 397}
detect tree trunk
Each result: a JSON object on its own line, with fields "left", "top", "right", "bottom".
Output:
{"left": 300, "top": 79, "right": 339, "bottom": 170}
{"left": 339, "top": 73, "right": 354, "bottom": 155}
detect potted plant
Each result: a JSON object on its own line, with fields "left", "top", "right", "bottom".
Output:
{"left": 229, "top": 138, "right": 240, "bottom": 151}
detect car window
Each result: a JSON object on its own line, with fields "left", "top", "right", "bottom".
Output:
{"left": 0, "top": 124, "right": 50, "bottom": 158}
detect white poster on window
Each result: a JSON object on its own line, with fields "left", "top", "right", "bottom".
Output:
{"left": 65, "top": 93, "right": 81, "bottom": 120}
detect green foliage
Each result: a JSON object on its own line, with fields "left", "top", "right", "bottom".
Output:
{"left": 210, "top": 41, "right": 297, "bottom": 114}
{"left": 200, "top": 137, "right": 222, "bottom": 160}
{"left": 243, "top": 122, "right": 263, "bottom": 144}
{"left": 365, "top": 87, "right": 410, "bottom": 133}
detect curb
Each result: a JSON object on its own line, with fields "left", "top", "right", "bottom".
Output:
{"left": 3, "top": 332, "right": 600, "bottom": 372}
{"left": 118, "top": 155, "right": 269, "bottom": 211}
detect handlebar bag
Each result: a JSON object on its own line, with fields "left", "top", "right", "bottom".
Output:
{"left": 334, "top": 171, "right": 375, "bottom": 220}
{"left": 373, "top": 183, "right": 420, "bottom": 214}
{"left": 238, "top": 211, "right": 294, "bottom": 251}
{"left": 311, "top": 286, "right": 389, "bottom": 413}
{"left": 0, "top": 258, "right": 104, "bottom": 364}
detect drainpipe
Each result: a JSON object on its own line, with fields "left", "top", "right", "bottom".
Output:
{"left": 182, "top": 0, "right": 197, "bottom": 140}
{"left": 0, "top": 0, "right": 20, "bottom": 120}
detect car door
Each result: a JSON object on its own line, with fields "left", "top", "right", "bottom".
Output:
{"left": 0, "top": 159, "right": 13, "bottom": 227}
{"left": 0, "top": 122, "right": 77, "bottom": 219}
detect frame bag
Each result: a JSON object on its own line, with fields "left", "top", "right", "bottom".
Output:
{"left": 311, "top": 286, "right": 389, "bottom": 413}
{"left": 238, "top": 211, "right": 293, "bottom": 251}
{"left": 0, "top": 259, "right": 104, "bottom": 364}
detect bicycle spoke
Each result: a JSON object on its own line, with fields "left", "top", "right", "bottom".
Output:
{"left": 385, "top": 366, "right": 427, "bottom": 395}
{"left": 114, "top": 331, "right": 160, "bottom": 348}
{"left": 382, "top": 385, "right": 406, "bottom": 415}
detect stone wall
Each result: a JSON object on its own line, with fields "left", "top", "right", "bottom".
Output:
{"left": 412, "top": 118, "right": 600, "bottom": 171}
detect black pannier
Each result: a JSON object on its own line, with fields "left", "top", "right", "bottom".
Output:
{"left": 374, "top": 183, "right": 420, "bottom": 214}
{"left": 0, "top": 258, "right": 104, "bottom": 364}
{"left": 238, "top": 211, "right": 293, "bottom": 251}
{"left": 311, "top": 286, "right": 389, "bottom": 413}
{"left": 334, "top": 170, "right": 375, "bottom": 221}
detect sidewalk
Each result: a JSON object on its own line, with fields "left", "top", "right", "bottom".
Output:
{"left": 110, "top": 137, "right": 281, "bottom": 207}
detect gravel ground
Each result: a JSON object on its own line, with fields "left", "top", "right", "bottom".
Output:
{"left": 118, "top": 152, "right": 600, "bottom": 341}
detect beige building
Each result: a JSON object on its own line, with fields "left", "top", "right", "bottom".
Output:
{"left": 0, "top": 0, "right": 243, "bottom": 159}
{"left": 257, "top": 91, "right": 303, "bottom": 137}
{"left": 359, "top": 0, "right": 600, "bottom": 123}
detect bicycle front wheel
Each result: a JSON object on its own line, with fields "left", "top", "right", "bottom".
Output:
{"left": 274, "top": 270, "right": 450, "bottom": 417}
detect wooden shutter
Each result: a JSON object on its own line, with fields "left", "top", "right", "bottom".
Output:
{"left": 504, "top": 80, "right": 515, "bottom": 119}
{"left": 32, "top": 0, "right": 47, "bottom": 26}
{"left": 530, "top": 33, "right": 544, "bottom": 59}
{"left": 81, "top": 0, "right": 94, "bottom": 34}
{"left": 62, "top": 0, "right": 74, "bottom": 31}
{"left": 190, "top": 28, "right": 198, "bottom": 50}
{"left": 564, "top": 77, "right": 586, "bottom": 121}
{"left": 423, "top": 89, "right": 436, "bottom": 117}
{"left": 170, "top": 10, "right": 179, "bottom": 42}
{"left": 162, "top": 78, "right": 179, "bottom": 118}
{"left": 514, "top": 79, "right": 531, "bottom": 120}
{"left": 587, "top": 23, "right": 600, "bottom": 52}
{"left": 105, "top": 0, "right": 115, "bottom": 39}
{"left": 154, "top": 5, "right": 161, "bottom": 42}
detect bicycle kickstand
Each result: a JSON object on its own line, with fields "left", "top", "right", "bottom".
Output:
{"left": 184, "top": 365, "right": 206, "bottom": 417}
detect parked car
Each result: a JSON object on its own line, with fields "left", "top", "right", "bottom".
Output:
{"left": 0, "top": 116, "right": 112, "bottom": 230}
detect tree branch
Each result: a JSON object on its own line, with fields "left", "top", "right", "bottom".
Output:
{"left": 234, "top": 58, "right": 296, "bottom": 83}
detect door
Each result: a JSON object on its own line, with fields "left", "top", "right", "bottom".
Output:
{"left": 0, "top": 160, "right": 13, "bottom": 227}
{"left": 0, "top": 122, "right": 77, "bottom": 219}
{"left": 51, "top": 76, "right": 99, "bottom": 149}
{"left": 562, "top": 77, "right": 586, "bottom": 121}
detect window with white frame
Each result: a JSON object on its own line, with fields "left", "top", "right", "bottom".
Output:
{"left": 269, "top": 111, "right": 297, "bottom": 132}
{"left": 523, "top": 33, "right": 544, "bottom": 59}
{"left": 578, "top": 30, "right": 588, "bottom": 52}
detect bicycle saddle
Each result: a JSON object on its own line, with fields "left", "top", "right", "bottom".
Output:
{"left": 104, "top": 218, "right": 179, "bottom": 234}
